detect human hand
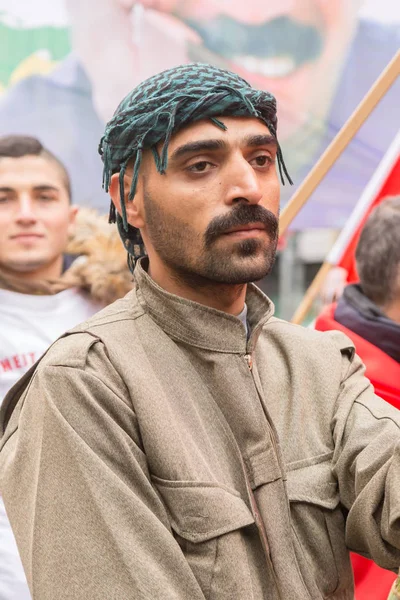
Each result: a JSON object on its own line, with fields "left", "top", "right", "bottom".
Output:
{"left": 319, "top": 266, "right": 348, "bottom": 306}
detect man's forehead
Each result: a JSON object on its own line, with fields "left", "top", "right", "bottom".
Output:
{"left": 169, "top": 116, "right": 273, "bottom": 149}
{"left": 0, "top": 156, "right": 64, "bottom": 184}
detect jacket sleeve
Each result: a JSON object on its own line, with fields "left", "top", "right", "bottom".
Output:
{"left": 387, "top": 571, "right": 400, "bottom": 599}
{"left": 330, "top": 334, "right": 400, "bottom": 570}
{"left": 0, "top": 339, "right": 206, "bottom": 600}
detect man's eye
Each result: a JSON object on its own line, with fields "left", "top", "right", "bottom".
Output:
{"left": 251, "top": 155, "right": 274, "bottom": 167}
{"left": 38, "top": 194, "right": 55, "bottom": 201}
{"left": 0, "top": 196, "right": 9, "bottom": 203}
{"left": 187, "top": 161, "right": 213, "bottom": 173}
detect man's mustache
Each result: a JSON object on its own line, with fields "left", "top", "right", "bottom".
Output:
{"left": 185, "top": 15, "right": 323, "bottom": 66}
{"left": 205, "top": 204, "right": 279, "bottom": 248}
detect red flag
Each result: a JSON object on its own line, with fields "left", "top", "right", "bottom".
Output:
{"left": 327, "top": 132, "right": 400, "bottom": 283}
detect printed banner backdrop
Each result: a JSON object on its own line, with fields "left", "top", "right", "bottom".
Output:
{"left": 0, "top": 0, "right": 399, "bottom": 229}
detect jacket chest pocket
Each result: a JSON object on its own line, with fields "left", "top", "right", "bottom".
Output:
{"left": 152, "top": 476, "right": 257, "bottom": 600}
{"left": 287, "top": 458, "right": 353, "bottom": 599}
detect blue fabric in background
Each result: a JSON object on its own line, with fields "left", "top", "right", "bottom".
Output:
{"left": 289, "top": 20, "right": 400, "bottom": 229}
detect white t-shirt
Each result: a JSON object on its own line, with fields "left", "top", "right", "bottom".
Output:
{"left": 0, "top": 287, "right": 103, "bottom": 600}
{"left": 0, "top": 287, "right": 103, "bottom": 402}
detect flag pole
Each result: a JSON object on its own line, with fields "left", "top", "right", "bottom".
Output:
{"left": 291, "top": 132, "right": 400, "bottom": 325}
{"left": 279, "top": 50, "right": 400, "bottom": 324}
{"left": 291, "top": 262, "right": 333, "bottom": 325}
{"left": 279, "top": 49, "right": 400, "bottom": 236}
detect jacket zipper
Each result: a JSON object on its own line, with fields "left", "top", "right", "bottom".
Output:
{"left": 241, "top": 352, "right": 284, "bottom": 598}
{"left": 244, "top": 353, "right": 253, "bottom": 370}
{"left": 242, "top": 352, "right": 314, "bottom": 600}
{"left": 244, "top": 352, "right": 285, "bottom": 480}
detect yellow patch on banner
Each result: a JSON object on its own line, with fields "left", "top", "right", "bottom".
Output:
{"left": 10, "top": 50, "right": 57, "bottom": 85}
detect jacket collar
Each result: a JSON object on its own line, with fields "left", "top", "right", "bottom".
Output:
{"left": 134, "top": 258, "right": 274, "bottom": 353}
{"left": 335, "top": 284, "right": 400, "bottom": 364}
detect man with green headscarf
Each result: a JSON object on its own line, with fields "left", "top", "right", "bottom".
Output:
{"left": 1, "top": 63, "right": 400, "bottom": 600}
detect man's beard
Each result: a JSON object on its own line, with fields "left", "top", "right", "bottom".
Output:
{"left": 143, "top": 190, "right": 279, "bottom": 288}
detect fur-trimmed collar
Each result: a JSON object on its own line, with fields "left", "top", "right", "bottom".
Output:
{"left": 0, "top": 209, "right": 133, "bottom": 305}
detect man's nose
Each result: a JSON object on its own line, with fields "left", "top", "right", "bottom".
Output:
{"left": 15, "top": 197, "right": 37, "bottom": 223}
{"left": 225, "top": 157, "right": 263, "bottom": 205}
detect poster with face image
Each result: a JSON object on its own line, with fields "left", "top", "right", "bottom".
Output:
{"left": 0, "top": 0, "right": 399, "bottom": 228}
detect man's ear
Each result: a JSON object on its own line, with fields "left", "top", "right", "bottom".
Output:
{"left": 67, "top": 204, "right": 79, "bottom": 237}
{"left": 109, "top": 172, "right": 145, "bottom": 229}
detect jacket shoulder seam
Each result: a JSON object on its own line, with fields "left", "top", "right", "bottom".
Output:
{"left": 41, "top": 363, "right": 128, "bottom": 404}
{"left": 353, "top": 399, "right": 400, "bottom": 430}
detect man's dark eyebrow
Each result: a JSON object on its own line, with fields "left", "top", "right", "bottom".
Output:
{"left": 33, "top": 185, "right": 60, "bottom": 193}
{"left": 170, "top": 139, "right": 227, "bottom": 161}
{"left": 244, "top": 134, "right": 277, "bottom": 149}
{"left": 170, "top": 135, "right": 277, "bottom": 162}
{"left": 0, "top": 185, "right": 60, "bottom": 196}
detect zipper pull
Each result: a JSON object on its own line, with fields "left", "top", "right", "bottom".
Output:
{"left": 244, "top": 354, "right": 253, "bottom": 370}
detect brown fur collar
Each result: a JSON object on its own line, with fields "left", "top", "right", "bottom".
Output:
{"left": 0, "top": 209, "right": 133, "bottom": 305}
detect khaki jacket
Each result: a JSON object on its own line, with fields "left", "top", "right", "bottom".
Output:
{"left": 1, "top": 260, "right": 400, "bottom": 600}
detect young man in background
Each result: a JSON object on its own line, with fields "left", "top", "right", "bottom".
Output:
{"left": 0, "top": 135, "right": 132, "bottom": 599}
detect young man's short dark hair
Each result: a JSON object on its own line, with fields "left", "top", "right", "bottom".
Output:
{"left": 0, "top": 135, "right": 71, "bottom": 201}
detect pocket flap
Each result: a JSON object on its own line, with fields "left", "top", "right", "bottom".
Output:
{"left": 152, "top": 477, "right": 255, "bottom": 543}
{"left": 287, "top": 457, "right": 339, "bottom": 510}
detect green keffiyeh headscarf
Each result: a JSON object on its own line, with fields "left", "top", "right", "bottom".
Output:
{"left": 98, "top": 62, "right": 292, "bottom": 270}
